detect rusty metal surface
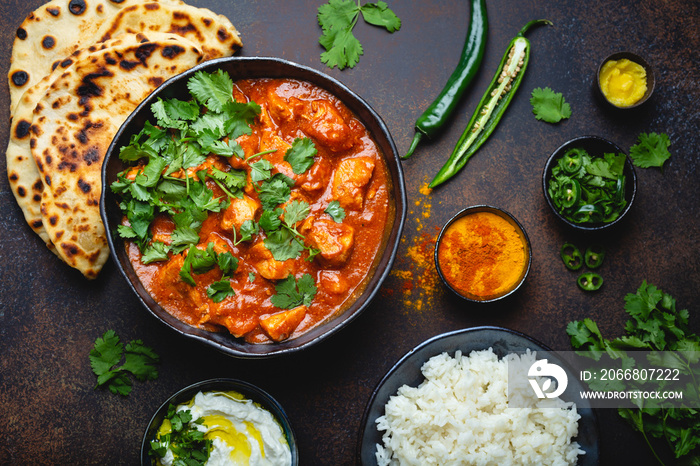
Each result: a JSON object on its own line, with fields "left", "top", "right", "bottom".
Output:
{"left": 0, "top": 0, "right": 698, "bottom": 464}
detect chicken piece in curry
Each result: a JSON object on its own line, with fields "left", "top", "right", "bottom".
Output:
{"left": 118, "top": 76, "right": 391, "bottom": 344}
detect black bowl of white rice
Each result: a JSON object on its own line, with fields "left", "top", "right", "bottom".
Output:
{"left": 358, "top": 326, "right": 600, "bottom": 465}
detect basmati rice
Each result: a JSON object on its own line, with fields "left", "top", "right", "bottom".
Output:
{"left": 375, "top": 348, "right": 584, "bottom": 465}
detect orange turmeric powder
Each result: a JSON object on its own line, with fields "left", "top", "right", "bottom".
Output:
{"left": 437, "top": 211, "right": 527, "bottom": 301}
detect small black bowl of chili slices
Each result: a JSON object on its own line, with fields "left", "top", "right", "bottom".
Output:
{"left": 434, "top": 206, "right": 532, "bottom": 303}
{"left": 542, "top": 135, "right": 637, "bottom": 232}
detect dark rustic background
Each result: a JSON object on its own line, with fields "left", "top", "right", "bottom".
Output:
{"left": 1, "top": 0, "right": 698, "bottom": 464}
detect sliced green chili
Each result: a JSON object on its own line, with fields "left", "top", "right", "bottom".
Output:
{"left": 577, "top": 272, "right": 603, "bottom": 291}
{"left": 403, "top": 0, "right": 488, "bottom": 159}
{"left": 559, "top": 179, "right": 581, "bottom": 208}
{"left": 559, "top": 148, "right": 584, "bottom": 174}
{"left": 560, "top": 242, "right": 583, "bottom": 270}
{"left": 584, "top": 245, "right": 605, "bottom": 269}
{"left": 429, "top": 19, "right": 551, "bottom": 188}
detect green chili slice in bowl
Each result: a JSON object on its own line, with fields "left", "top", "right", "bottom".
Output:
{"left": 547, "top": 148, "right": 627, "bottom": 224}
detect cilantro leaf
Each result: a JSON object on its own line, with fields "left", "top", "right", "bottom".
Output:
{"left": 360, "top": 1, "right": 401, "bottom": 32}
{"left": 264, "top": 228, "right": 305, "bottom": 261}
{"left": 149, "top": 406, "right": 212, "bottom": 462}
{"left": 259, "top": 208, "right": 283, "bottom": 233}
{"left": 179, "top": 243, "right": 218, "bottom": 285}
{"left": 89, "top": 331, "right": 159, "bottom": 396}
{"left": 284, "top": 137, "right": 318, "bottom": 175}
{"left": 284, "top": 200, "right": 311, "bottom": 227}
{"left": 249, "top": 159, "right": 274, "bottom": 182}
{"left": 122, "top": 340, "right": 159, "bottom": 381}
{"left": 317, "top": 0, "right": 400, "bottom": 70}
{"left": 271, "top": 273, "right": 318, "bottom": 309}
{"left": 318, "top": 0, "right": 357, "bottom": 31}
{"left": 141, "top": 241, "right": 170, "bottom": 264}
{"left": 325, "top": 200, "right": 346, "bottom": 222}
{"left": 187, "top": 69, "right": 234, "bottom": 113}
{"left": 236, "top": 220, "right": 259, "bottom": 244}
{"left": 257, "top": 174, "right": 294, "bottom": 211}
{"left": 530, "top": 87, "right": 572, "bottom": 123}
{"left": 216, "top": 251, "right": 239, "bottom": 276}
{"left": 207, "top": 279, "right": 235, "bottom": 303}
{"left": 89, "top": 330, "right": 123, "bottom": 376}
{"left": 320, "top": 27, "right": 363, "bottom": 70}
{"left": 629, "top": 132, "right": 672, "bottom": 169}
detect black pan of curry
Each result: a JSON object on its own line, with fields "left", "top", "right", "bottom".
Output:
{"left": 101, "top": 57, "right": 406, "bottom": 358}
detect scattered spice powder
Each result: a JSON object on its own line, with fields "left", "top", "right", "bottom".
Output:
{"left": 437, "top": 210, "right": 528, "bottom": 301}
{"left": 388, "top": 180, "right": 441, "bottom": 312}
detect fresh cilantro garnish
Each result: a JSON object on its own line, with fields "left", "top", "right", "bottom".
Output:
{"left": 187, "top": 69, "right": 234, "bottom": 113}
{"left": 567, "top": 281, "right": 700, "bottom": 462}
{"left": 112, "top": 70, "right": 326, "bottom": 312}
{"left": 284, "top": 200, "right": 311, "bottom": 226}
{"left": 207, "top": 279, "right": 235, "bottom": 302}
{"left": 89, "top": 330, "right": 159, "bottom": 396}
{"left": 530, "top": 87, "right": 572, "bottom": 123}
{"left": 249, "top": 158, "right": 274, "bottom": 182}
{"left": 259, "top": 208, "right": 283, "bottom": 233}
{"left": 179, "top": 243, "right": 239, "bottom": 301}
{"left": 263, "top": 201, "right": 320, "bottom": 261}
{"left": 141, "top": 241, "right": 170, "bottom": 264}
{"left": 317, "top": 0, "right": 401, "bottom": 70}
{"left": 112, "top": 70, "right": 259, "bottom": 269}
{"left": 257, "top": 173, "right": 295, "bottom": 211}
{"left": 264, "top": 228, "right": 305, "bottom": 262}
{"left": 284, "top": 137, "right": 318, "bottom": 174}
{"left": 149, "top": 405, "right": 212, "bottom": 464}
{"left": 236, "top": 220, "right": 259, "bottom": 245}
{"left": 629, "top": 132, "right": 672, "bottom": 169}
{"left": 271, "top": 273, "right": 318, "bottom": 309}
{"left": 325, "top": 200, "right": 346, "bottom": 223}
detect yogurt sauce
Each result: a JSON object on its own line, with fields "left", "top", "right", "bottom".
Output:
{"left": 159, "top": 390, "right": 292, "bottom": 466}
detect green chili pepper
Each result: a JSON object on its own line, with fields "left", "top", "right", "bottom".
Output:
{"left": 584, "top": 245, "right": 605, "bottom": 269}
{"left": 560, "top": 242, "right": 583, "bottom": 270}
{"left": 403, "top": 0, "right": 488, "bottom": 159}
{"left": 429, "top": 19, "right": 551, "bottom": 188}
{"left": 559, "top": 148, "right": 584, "bottom": 174}
{"left": 577, "top": 272, "right": 603, "bottom": 291}
{"left": 559, "top": 179, "right": 581, "bottom": 208}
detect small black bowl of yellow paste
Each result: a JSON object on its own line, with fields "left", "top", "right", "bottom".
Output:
{"left": 142, "top": 378, "right": 298, "bottom": 465}
{"left": 596, "top": 51, "right": 655, "bottom": 109}
{"left": 434, "top": 206, "right": 531, "bottom": 303}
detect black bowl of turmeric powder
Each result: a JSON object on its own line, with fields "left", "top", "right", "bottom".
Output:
{"left": 435, "top": 206, "right": 532, "bottom": 303}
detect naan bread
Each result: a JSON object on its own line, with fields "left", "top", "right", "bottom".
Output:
{"left": 29, "top": 34, "right": 205, "bottom": 278}
{"left": 95, "top": 2, "right": 242, "bottom": 62}
{"left": 7, "top": 0, "right": 243, "bottom": 277}
{"left": 6, "top": 34, "right": 147, "bottom": 252}
{"left": 8, "top": 0, "right": 181, "bottom": 112}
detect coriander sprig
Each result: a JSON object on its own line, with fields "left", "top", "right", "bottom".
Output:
{"left": 317, "top": 0, "right": 401, "bottom": 70}
{"left": 89, "top": 330, "right": 159, "bottom": 396}
{"left": 567, "top": 282, "right": 700, "bottom": 463}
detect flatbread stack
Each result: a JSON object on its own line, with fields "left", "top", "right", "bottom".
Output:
{"left": 6, "top": 0, "right": 243, "bottom": 278}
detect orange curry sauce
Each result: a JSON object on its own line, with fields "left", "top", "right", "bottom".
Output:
{"left": 127, "top": 78, "right": 390, "bottom": 344}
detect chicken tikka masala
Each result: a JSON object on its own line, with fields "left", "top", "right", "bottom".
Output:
{"left": 112, "top": 70, "right": 391, "bottom": 344}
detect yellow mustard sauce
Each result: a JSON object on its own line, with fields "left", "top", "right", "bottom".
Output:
{"left": 599, "top": 58, "right": 647, "bottom": 107}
